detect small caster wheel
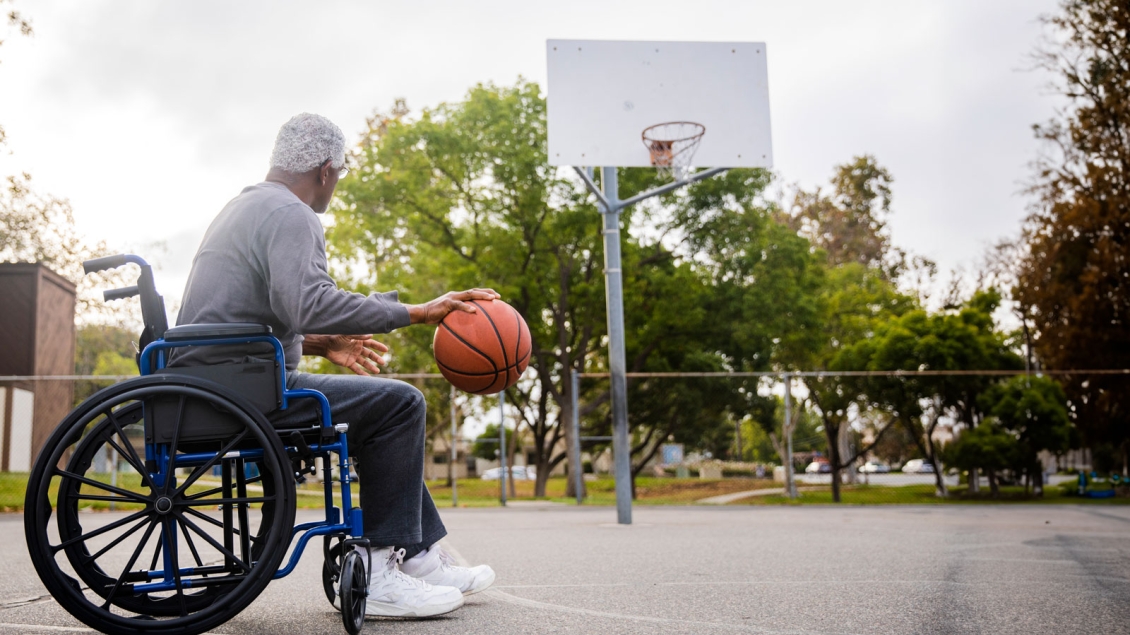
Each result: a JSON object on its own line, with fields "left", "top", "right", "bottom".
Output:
{"left": 339, "top": 550, "right": 367, "bottom": 634}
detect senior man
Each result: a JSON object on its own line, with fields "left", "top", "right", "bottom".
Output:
{"left": 172, "top": 113, "right": 494, "bottom": 618}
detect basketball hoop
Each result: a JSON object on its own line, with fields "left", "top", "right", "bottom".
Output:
{"left": 641, "top": 121, "right": 706, "bottom": 180}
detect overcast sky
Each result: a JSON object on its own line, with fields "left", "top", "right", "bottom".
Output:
{"left": 0, "top": 0, "right": 1062, "bottom": 314}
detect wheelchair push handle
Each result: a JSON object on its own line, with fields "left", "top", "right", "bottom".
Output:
{"left": 82, "top": 253, "right": 150, "bottom": 274}
{"left": 104, "top": 285, "right": 140, "bottom": 301}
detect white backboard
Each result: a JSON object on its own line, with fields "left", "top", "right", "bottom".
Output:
{"left": 546, "top": 39, "right": 773, "bottom": 168}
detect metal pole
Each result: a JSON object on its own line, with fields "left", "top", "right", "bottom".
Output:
{"left": 450, "top": 385, "right": 458, "bottom": 508}
{"left": 571, "top": 368, "right": 584, "bottom": 504}
{"left": 601, "top": 166, "right": 632, "bottom": 525}
{"left": 784, "top": 374, "right": 797, "bottom": 499}
{"left": 499, "top": 392, "right": 507, "bottom": 507}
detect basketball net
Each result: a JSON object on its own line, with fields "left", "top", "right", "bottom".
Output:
{"left": 641, "top": 121, "right": 706, "bottom": 181}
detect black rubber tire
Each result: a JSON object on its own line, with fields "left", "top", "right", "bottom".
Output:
{"left": 339, "top": 550, "right": 366, "bottom": 635}
{"left": 322, "top": 538, "right": 344, "bottom": 607}
{"left": 24, "top": 375, "right": 296, "bottom": 635}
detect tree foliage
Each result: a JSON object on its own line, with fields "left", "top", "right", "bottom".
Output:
{"left": 1016, "top": 0, "right": 1130, "bottom": 462}
{"left": 329, "top": 81, "right": 824, "bottom": 497}
{"left": 836, "top": 291, "right": 1023, "bottom": 496}
{"left": 980, "top": 375, "right": 1071, "bottom": 493}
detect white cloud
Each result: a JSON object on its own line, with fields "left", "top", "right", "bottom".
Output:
{"left": 0, "top": 0, "right": 1062, "bottom": 311}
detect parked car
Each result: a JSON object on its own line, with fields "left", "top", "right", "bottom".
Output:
{"left": 901, "top": 459, "right": 934, "bottom": 473}
{"left": 804, "top": 460, "right": 832, "bottom": 474}
{"left": 858, "top": 461, "right": 891, "bottom": 474}
{"left": 480, "top": 465, "right": 537, "bottom": 481}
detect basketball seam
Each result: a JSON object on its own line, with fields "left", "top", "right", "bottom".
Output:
{"left": 512, "top": 304, "right": 523, "bottom": 370}
{"left": 471, "top": 300, "right": 510, "bottom": 370}
{"left": 438, "top": 321, "right": 498, "bottom": 374}
{"left": 435, "top": 358, "right": 521, "bottom": 378}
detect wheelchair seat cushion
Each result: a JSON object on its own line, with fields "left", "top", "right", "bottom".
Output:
{"left": 164, "top": 322, "right": 273, "bottom": 341}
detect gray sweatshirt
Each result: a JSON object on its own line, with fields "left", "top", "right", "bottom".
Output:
{"left": 171, "top": 181, "right": 410, "bottom": 370}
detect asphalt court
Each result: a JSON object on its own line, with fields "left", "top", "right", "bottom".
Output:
{"left": 1, "top": 504, "right": 1128, "bottom": 634}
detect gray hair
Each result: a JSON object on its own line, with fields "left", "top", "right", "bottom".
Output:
{"left": 269, "top": 113, "right": 346, "bottom": 173}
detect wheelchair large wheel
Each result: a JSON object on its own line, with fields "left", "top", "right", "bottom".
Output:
{"left": 25, "top": 375, "right": 296, "bottom": 635}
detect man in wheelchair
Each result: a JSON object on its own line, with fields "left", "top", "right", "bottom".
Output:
{"left": 171, "top": 113, "right": 496, "bottom": 618}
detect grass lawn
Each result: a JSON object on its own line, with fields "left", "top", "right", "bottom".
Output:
{"left": 731, "top": 483, "right": 1130, "bottom": 505}
{"left": 2, "top": 472, "right": 1125, "bottom": 512}
{"left": 425, "top": 476, "right": 781, "bottom": 507}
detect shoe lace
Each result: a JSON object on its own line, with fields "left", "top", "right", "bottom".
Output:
{"left": 437, "top": 547, "right": 458, "bottom": 569}
{"left": 385, "top": 548, "right": 431, "bottom": 590}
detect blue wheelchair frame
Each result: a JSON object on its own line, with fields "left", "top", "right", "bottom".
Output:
{"left": 126, "top": 296, "right": 364, "bottom": 594}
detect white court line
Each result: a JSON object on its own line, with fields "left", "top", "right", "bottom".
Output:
{"left": 0, "top": 625, "right": 94, "bottom": 633}
{"left": 442, "top": 541, "right": 863, "bottom": 635}
{"left": 0, "top": 626, "right": 232, "bottom": 635}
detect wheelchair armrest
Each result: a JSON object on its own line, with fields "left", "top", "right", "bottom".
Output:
{"left": 164, "top": 323, "right": 273, "bottom": 341}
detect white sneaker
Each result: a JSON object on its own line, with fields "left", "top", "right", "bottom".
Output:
{"left": 399, "top": 543, "right": 496, "bottom": 596}
{"left": 334, "top": 546, "right": 464, "bottom": 618}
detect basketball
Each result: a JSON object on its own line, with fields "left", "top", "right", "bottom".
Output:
{"left": 433, "top": 299, "right": 531, "bottom": 395}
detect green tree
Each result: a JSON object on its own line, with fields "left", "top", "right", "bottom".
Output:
{"left": 783, "top": 156, "right": 921, "bottom": 501}
{"left": 979, "top": 375, "right": 1071, "bottom": 496}
{"left": 942, "top": 422, "right": 1018, "bottom": 497}
{"left": 1016, "top": 0, "right": 1130, "bottom": 474}
{"left": 836, "top": 290, "right": 1023, "bottom": 496}
{"left": 74, "top": 324, "right": 137, "bottom": 403}
{"left": 471, "top": 423, "right": 511, "bottom": 462}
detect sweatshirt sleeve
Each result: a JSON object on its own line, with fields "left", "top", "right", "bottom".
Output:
{"left": 253, "top": 203, "right": 412, "bottom": 335}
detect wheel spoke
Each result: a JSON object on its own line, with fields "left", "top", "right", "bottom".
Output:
{"left": 147, "top": 528, "right": 164, "bottom": 572}
{"left": 75, "top": 494, "right": 138, "bottom": 504}
{"left": 103, "top": 435, "right": 148, "bottom": 484}
{"left": 184, "top": 485, "right": 224, "bottom": 500}
{"left": 184, "top": 472, "right": 263, "bottom": 501}
{"left": 81, "top": 516, "right": 151, "bottom": 563}
{"left": 180, "top": 507, "right": 260, "bottom": 544}
{"left": 175, "top": 512, "right": 250, "bottom": 573}
{"left": 105, "top": 407, "right": 157, "bottom": 492}
{"left": 55, "top": 469, "right": 151, "bottom": 503}
{"left": 177, "top": 517, "right": 205, "bottom": 568}
{"left": 52, "top": 509, "right": 150, "bottom": 553}
{"left": 163, "top": 396, "right": 187, "bottom": 496}
{"left": 101, "top": 518, "right": 159, "bottom": 609}
{"left": 178, "top": 496, "right": 275, "bottom": 507}
{"left": 174, "top": 431, "right": 248, "bottom": 497}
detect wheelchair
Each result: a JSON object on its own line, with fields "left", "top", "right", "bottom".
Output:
{"left": 25, "top": 255, "right": 373, "bottom": 635}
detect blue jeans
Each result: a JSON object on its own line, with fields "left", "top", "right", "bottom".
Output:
{"left": 268, "top": 372, "right": 446, "bottom": 558}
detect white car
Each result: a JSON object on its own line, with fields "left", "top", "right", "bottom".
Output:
{"left": 901, "top": 459, "right": 934, "bottom": 473}
{"left": 480, "top": 465, "right": 537, "bottom": 481}
{"left": 804, "top": 461, "right": 831, "bottom": 474}
{"left": 858, "top": 461, "right": 891, "bottom": 474}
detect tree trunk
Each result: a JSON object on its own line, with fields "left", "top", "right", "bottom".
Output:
{"left": 923, "top": 414, "right": 947, "bottom": 498}
{"left": 839, "top": 424, "right": 858, "bottom": 485}
{"left": 988, "top": 469, "right": 1000, "bottom": 497}
{"left": 969, "top": 467, "right": 980, "bottom": 494}
{"left": 535, "top": 461, "right": 549, "bottom": 498}
{"left": 1033, "top": 469, "right": 1044, "bottom": 498}
{"left": 822, "top": 414, "right": 843, "bottom": 503}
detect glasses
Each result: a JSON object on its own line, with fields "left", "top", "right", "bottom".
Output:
{"left": 325, "top": 159, "right": 350, "bottom": 179}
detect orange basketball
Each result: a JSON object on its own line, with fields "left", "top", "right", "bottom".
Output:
{"left": 433, "top": 299, "right": 531, "bottom": 395}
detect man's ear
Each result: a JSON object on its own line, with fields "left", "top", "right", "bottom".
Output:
{"left": 319, "top": 159, "right": 332, "bottom": 186}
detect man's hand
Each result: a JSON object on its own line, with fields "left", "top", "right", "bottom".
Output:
{"left": 304, "top": 334, "right": 389, "bottom": 376}
{"left": 407, "top": 289, "right": 501, "bottom": 325}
